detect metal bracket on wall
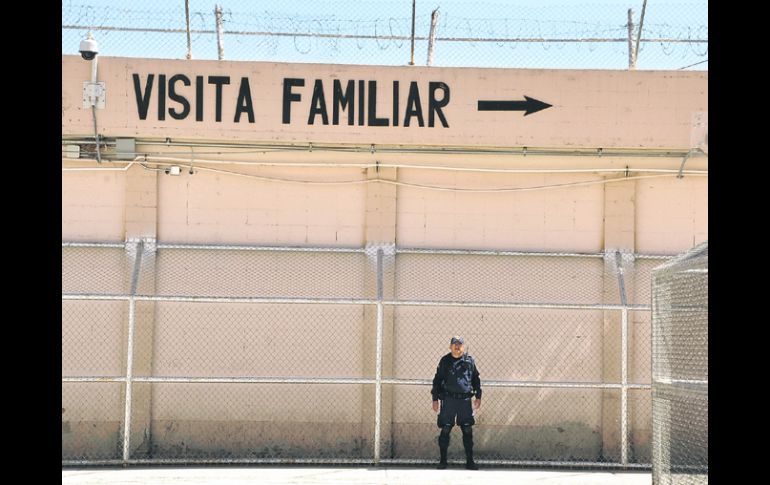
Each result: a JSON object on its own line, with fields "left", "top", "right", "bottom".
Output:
{"left": 677, "top": 151, "right": 692, "bottom": 179}
{"left": 677, "top": 148, "right": 704, "bottom": 179}
{"left": 614, "top": 250, "right": 628, "bottom": 307}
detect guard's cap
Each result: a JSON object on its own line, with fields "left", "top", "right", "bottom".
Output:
{"left": 450, "top": 336, "right": 465, "bottom": 345}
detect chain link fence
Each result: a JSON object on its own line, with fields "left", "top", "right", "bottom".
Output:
{"left": 651, "top": 242, "right": 707, "bottom": 484}
{"left": 63, "top": 241, "right": 666, "bottom": 467}
{"left": 62, "top": 0, "right": 707, "bottom": 70}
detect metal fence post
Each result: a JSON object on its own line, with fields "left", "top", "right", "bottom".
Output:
{"left": 634, "top": 0, "right": 648, "bottom": 67}
{"left": 373, "top": 248, "right": 384, "bottom": 465}
{"left": 621, "top": 307, "right": 629, "bottom": 466}
{"left": 122, "top": 239, "right": 144, "bottom": 464}
{"left": 409, "top": 0, "right": 416, "bottom": 66}
{"left": 184, "top": 0, "right": 192, "bottom": 59}
{"left": 614, "top": 251, "right": 629, "bottom": 466}
{"left": 215, "top": 5, "right": 225, "bottom": 60}
{"left": 426, "top": 9, "right": 440, "bottom": 66}
{"left": 627, "top": 9, "right": 636, "bottom": 70}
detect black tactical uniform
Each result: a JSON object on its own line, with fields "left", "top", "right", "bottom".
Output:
{"left": 431, "top": 337, "right": 482, "bottom": 470}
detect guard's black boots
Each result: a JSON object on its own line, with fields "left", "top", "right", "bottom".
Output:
{"left": 437, "top": 426, "right": 451, "bottom": 469}
{"left": 437, "top": 446, "right": 448, "bottom": 469}
{"left": 461, "top": 425, "right": 479, "bottom": 470}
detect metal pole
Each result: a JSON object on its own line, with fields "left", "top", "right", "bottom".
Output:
{"left": 621, "top": 308, "right": 629, "bottom": 466}
{"left": 122, "top": 298, "right": 137, "bottom": 463}
{"left": 185, "top": 0, "right": 192, "bottom": 59}
{"left": 373, "top": 249, "right": 384, "bottom": 465}
{"left": 409, "top": 0, "right": 416, "bottom": 65}
{"left": 89, "top": 43, "right": 101, "bottom": 163}
{"left": 62, "top": 242, "right": 126, "bottom": 248}
{"left": 426, "top": 8, "right": 439, "bottom": 66}
{"left": 90, "top": 53, "right": 98, "bottom": 84}
{"left": 64, "top": 457, "right": 651, "bottom": 468}
{"left": 62, "top": 293, "right": 651, "bottom": 311}
{"left": 634, "top": 0, "right": 648, "bottom": 65}
{"left": 122, "top": 240, "right": 144, "bottom": 463}
{"left": 627, "top": 9, "right": 636, "bottom": 70}
{"left": 157, "top": 243, "right": 366, "bottom": 253}
{"left": 613, "top": 250, "right": 629, "bottom": 465}
{"left": 64, "top": 375, "right": 651, "bottom": 390}
{"left": 215, "top": 5, "right": 225, "bottom": 60}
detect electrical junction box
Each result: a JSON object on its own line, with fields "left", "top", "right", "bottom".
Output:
{"left": 116, "top": 138, "right": 136, "bottom": 160}
{"left": 82, "top": 82, "right": 106, "bottom": 109}
{"left": 62, "top": 144, "right": 80, "bottom": 159}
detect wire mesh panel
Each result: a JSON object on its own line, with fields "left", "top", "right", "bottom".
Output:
{"left": 629, "top": 310, "right": 653, "bottom": 383}
{"left": 62, "top": 382, "right": 124, "bottom": 461}
{"left": 146, "top": 383, "right": 374, "bottom": 460}
{"left": 146, "top": 247, "right": 371, "bottom": 299}
{"left": 62, "top": 245, "right": 130, "bottom": 295}
{"left": 395, "top": 252, "right": 609, "bottom": 305}
{"left": 652, "top": 385, "right": 707, "bottom": 483}
{"left": 629, "top": 388, "right": 652, "bottom": 465}
{"left": 389, "top": 305, "right": 624, "bottom": 463}
{"left": 136, "top": 301, "right": 373, "bottom": 378}
{"left": 651, "top": 241, "right": 707, "bottom": 484}
{"left": 386, "top": 384, "right": 614, "bottom": 462}
{"left": 627, "top": 310, "right": 653, "bottom": 465}
{"left": 633, "top": 256, "right": 672, "bottom": 306}
{"left": 62, "top": 299, "right": 128, "bottom": 377}
{"left": 392, "top": 306, "right": 613, "bottom": 383}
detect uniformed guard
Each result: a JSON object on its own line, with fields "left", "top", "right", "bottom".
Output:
{"left": 431, "top": 335, "right": 482, "bottom": 470}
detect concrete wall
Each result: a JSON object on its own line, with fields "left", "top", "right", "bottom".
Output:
{"left": 62, "top": 170, "right": 126, "bottom": 241}
{"left": 62, "top": 56, "right": 706, "bottom": 462}
{"left": 635, "top": 177, "right": 708, "bottom": 253}
{"left": 63, "top": 163, "right": 707, "bottom": 254}
{"left": 156, "top": 166, "right": 367, "bottom": 245}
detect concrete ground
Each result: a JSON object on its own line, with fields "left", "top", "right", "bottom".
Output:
{"left": 63, "top": 466, "right": 652, "bottom": 484}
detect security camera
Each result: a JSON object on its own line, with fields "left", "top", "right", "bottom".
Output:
{"left": 79, "top": 36, "right": 99, "bottom": 61}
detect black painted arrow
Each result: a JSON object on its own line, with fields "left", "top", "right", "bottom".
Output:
{"left": 477, "top": 96, "right": 553, "bottom": 116}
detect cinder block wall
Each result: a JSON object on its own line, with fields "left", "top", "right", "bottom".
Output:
{"left": 61, "top": 164, "right": 706, "bottom": 460}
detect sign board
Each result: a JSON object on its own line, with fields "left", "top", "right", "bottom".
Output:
{"left": 62, "top": 56, "right": 707, "bottom": 149}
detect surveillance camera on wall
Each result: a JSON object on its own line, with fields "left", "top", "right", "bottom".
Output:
{"left": 80, "top": 33, "right": 105, "bottom": 108}
{"left": 79, "top": 36, "right": 99, "bottom": 61}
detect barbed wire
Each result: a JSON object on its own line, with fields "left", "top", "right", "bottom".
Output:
{"left": 62, "top": 0, "right": 707, "bottom": 70}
